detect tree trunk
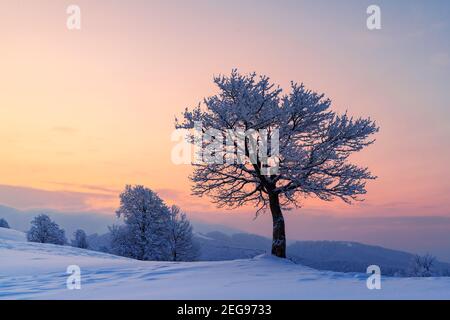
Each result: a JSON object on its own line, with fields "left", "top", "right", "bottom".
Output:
{"left": 269, "top": 193, "right": 286, "bottom": 258}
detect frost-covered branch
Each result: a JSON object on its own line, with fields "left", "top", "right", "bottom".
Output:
{"left": 176, "top": 70, "right": 379, "bottom": 212}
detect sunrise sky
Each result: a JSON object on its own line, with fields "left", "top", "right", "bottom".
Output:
{"left": 0, "top": 0, "right": 449, "bottom": 248}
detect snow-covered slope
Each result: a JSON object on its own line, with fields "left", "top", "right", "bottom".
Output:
{"left": 1, "top": 229, "right": 450, "bottom": 300}
{"left": 194, "top": 231, "right": 450, "bottom": 276}
{"left": 0, "top": 227, "right": 26, "bottom": 241}
{"left": 288, "top": 240, "right": 450, "bottom": 276}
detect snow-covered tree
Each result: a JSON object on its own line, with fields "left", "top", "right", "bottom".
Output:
{"left": 411, "top": 253, "right": 436, "bottom": 277}
{"left": 111, "top": 185, "right": 171, "bottom": 261}
{"left": 176, "top": 70, "right": 378, "bottom": 258}
{"left": 109, "top": 224, "right": 134, "bottom": 257}
{"left": 71, "top": 229, "right": 89, "bottom": 249}
{"left": 27, "top": 214, "right": 67, "bottom": 245}
{"left": 0, "top": 218, "right": 10, "bottom": 229}
{"left": 167, "top": 205, "right": 199, "bottom": 261}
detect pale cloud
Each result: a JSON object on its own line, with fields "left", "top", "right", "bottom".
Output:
{"left": 0, "top": 184, "right": 116, "bottom": 212}
{"left": 47, "top": 182, "right": 120, "bottom": 194}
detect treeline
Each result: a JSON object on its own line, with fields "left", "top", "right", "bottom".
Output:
{"left": 0, "top": 185, "right": 198, "bottom": 262}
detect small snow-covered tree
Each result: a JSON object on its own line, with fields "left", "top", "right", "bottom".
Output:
{"left": 0, "top": 218, "right": 10, "bottom": 229}
{"left": 71, "top": 229, "right": 89, "bottom": 249}
{"left": 176, "top": 70, "right": 378, "bottom": 258}
{"left": 411, "top": 253, "right": 436, "bottom": 277}
{"left": 167, "top": 205, "right": 199, "bottom": 261}
{"left": 111, "top": 185, "right": 170, "bottom": 261}
{"left": 27, "top": 214, "right": 67, "bottom": 245}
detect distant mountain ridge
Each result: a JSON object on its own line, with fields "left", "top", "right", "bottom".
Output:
{"left": 194, "top": 231, "right": 450, "bottom": 276}
{"left": 0, "top": 204, "right": 116, "bottom": 236}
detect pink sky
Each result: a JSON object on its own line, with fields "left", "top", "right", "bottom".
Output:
{"left": 0, "top": 0, "right": 449, "bottom": 228}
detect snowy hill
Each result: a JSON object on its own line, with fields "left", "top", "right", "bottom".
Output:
{"left": 195, "top": 231, "right": 269, "bottom": 261}
{"left": 0, "top": 227, "right": 26, "bottom": 242}
{"left": 1, "top": 228, "right": 450, "bottom": 299}
{"left": 194, "top": 231, "right": 450, "bottom": 276}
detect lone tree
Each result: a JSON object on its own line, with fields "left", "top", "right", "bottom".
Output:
{"left": 111, "top": 185, "right": 171, "bottom": 261}
{"left": 176, "top": 70, "right": 378, "bottom": 258}
{"left": 411, "top": 253, "right": 436, "bottom": 277}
